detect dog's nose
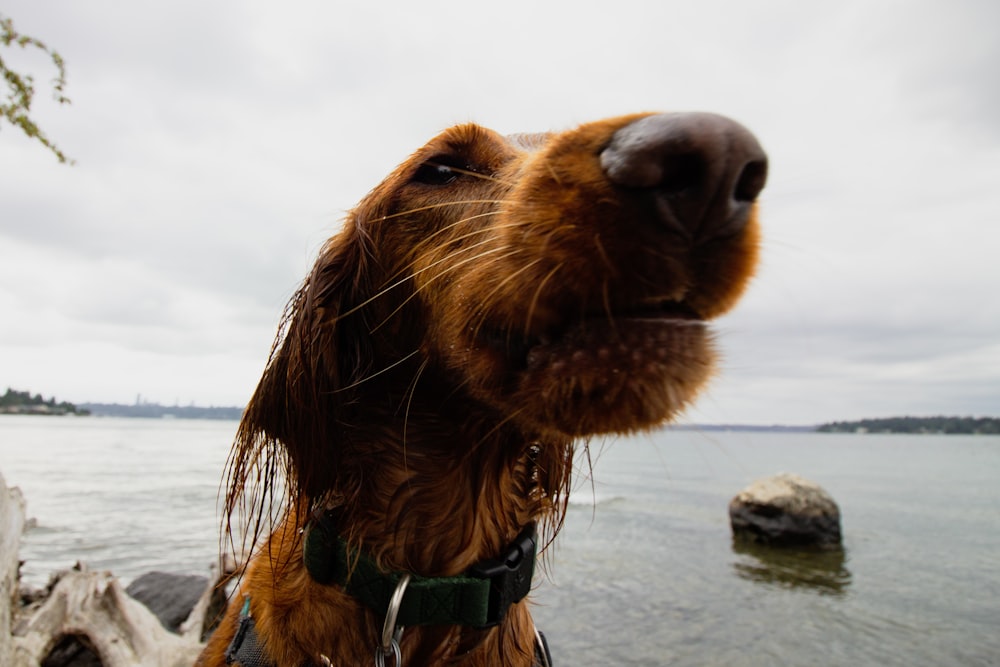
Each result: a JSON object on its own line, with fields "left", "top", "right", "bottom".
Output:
{"left": 600, "top": 112, "right": 767, "bottom": 242}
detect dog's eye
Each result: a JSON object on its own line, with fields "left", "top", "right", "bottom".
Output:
{"left": 412, "top": 157, "right": 466, "bottom": 186}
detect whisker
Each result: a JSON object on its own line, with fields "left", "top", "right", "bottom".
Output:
{"left": 333, "top": 348, "right": 422, "bottom": 392}
{"left": 546, "top": 223, "right": 580, "bottom": 250}
{"left": 582, "top": 441, "right": 599, "bottom": 526}
{"left": 468, "top": 256, "right": 543, "bottom": 338}
{"left": 376, "top": 216, "right": 521, "bottom": 291}
{"left": 336, "top": 216, "right": 527, "bottom": 325}
{"left": 592, "top": 233, "right": 614, "bottom": 274}
{"left": 369, "top": 245, "right": 523, "bottom": 334}
{"left": 401, "top": 356, "right": 430, "bottom": 489}
{"left": 404, "top": 156, "right": 519, "bottom": 188}
{"left": 464, "top": 404, "right": 532, "bottom": 459}
{"left": 601, "top": 280, "right": 616, "bottom": 334}
{"left": 543, "top": 159, "right": 563, "bottom": 186}
{"left": 417, "top": 211, "right": 509, "bottom": 247}
{"left": 436, "top": 164, "right": 515, "bottom": 187}
{"left": 334, "top": 235, "right": 504, "bottom": 322}
{"left": 642, "top": 246, "right": 679, "bottom": 265}
{"left": 369, "top": 248, "right": 520, "bottom": 333}
{"left": 375, "top": 199, "right": 506, "bottom": 222}
{"left": 524, "top": 263, "right": 564, "bottom": 338}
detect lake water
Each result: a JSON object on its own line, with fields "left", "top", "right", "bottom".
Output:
{"left": 1, "top": 416, "right": 998, "bottom": 666}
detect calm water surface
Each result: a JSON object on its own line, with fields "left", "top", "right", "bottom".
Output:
{"left": 1, "top": 416, "right": 998, "bottom": 666}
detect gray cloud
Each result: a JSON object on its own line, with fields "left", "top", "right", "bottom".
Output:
{"left": 1, "top": 0, "right": 997, "bottom": 422}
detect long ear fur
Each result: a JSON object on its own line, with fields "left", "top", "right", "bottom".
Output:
{"left": 223, "top": 221, "right": 374, "bottom": 553}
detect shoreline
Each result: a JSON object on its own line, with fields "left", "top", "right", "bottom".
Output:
{"left": 1, "top": 471, "right": 223, "bottom": 666}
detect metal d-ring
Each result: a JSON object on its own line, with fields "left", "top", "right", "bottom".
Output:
{"left": 375, "top": 573, "right": 410, "bottom": 667}
{"left": 374, "top": 640, "right": 401, "bottom": 667}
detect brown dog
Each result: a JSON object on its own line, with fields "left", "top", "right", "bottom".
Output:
{"left": 198, "top": 112, "right": 766, "bottom": 666}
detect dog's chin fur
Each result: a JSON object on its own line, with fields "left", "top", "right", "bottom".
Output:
{"left": 445, "top": 317, "right": 715, "bottom": 438}
{"left": 197, "top": 113, "right": 763, "bottom": 667}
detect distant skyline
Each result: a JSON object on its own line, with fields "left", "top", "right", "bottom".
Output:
{"left": 2, "top": 385, "right": 997, "bottom": 428}
{"left": 2, "top": 1, "right": 998, "bottom": 426}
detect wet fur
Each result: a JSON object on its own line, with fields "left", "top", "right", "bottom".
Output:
{"left": 198, "top": 114, "right": 761, "bottom": 666}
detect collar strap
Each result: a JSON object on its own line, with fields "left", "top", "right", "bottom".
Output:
{"left": 303, "top": 514, "right": 537, "bottom": 629}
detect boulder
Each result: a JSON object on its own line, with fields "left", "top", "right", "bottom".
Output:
{"left": 125, "top": 572, "right": 210, "bottom": 634}
{"left": 729, "top": 473, "right": 842, "bottom": 548}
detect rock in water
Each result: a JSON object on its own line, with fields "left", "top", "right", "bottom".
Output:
{"left": 125, "top": 572, "right": 210, "bottom": 633}
{"left": 729, "top": 473, "right": 842, "bottom": 548}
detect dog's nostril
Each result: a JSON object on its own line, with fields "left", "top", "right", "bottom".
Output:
{"left": 734, "top": 159, "right": 768, "bottom": 203}
{"left": 600, "top": 112, "right": 767, "bottom": 241}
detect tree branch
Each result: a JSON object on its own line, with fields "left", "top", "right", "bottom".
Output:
{"left": 0, "top": 13, "right": 73, "bottom": 164}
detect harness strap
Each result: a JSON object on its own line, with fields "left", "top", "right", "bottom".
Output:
{"left": 224, "top": 598, "right": 271, "bottom": 667}
{"left": 303, "top": 515, "right": 537, "bottom": 629}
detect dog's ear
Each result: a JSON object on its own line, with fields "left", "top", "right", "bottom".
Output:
{"left": 227, "top": 223, "right": 374, "bottom": 530}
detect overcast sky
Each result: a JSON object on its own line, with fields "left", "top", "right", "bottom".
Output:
{"left": 1, "top": 0, "right": 997, "bottom": 426}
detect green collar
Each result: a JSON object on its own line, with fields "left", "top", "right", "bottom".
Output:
{"left": 303, "top": 512, "right": 537, "bottom": 629}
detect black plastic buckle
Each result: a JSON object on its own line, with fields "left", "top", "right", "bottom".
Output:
{"left": 469, "top": 524, "right": 537, "bottom": 628}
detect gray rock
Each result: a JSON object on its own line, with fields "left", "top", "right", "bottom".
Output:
{"left": 729, "top": 473, "right": 842, "bottom": 548}
{"left": 125, "top": 571, "right": 210, "bottom": 633}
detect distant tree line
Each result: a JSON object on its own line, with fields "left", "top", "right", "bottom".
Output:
{"left": 817, "top": 416, "right": 1000, "bottom": 435}
{"left": 0, "top": 388, "right": 245, "bottom": 419}
{"left": 80, "top": 402, "right": 244, "bottom": 420}
{"left": 0, "top": 388, "right": 89, "bottom": 415}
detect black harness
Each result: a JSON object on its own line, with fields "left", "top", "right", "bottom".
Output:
{"left": 225, "top": 514, "right": 553, "bottom": 666}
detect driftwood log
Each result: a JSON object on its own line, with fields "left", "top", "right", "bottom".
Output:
{"left": 1, "top": 472, "right": 25, "bottom": 666}
{"left": 1, "top": 471, "right": 226, "bottom": 667}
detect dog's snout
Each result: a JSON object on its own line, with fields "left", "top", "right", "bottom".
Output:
{"left": 600, "top": 112, "right": 768, "bottom": 242}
